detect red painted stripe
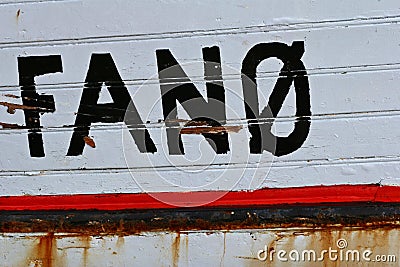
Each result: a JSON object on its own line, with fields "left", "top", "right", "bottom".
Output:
{"left": 0, "top": 185, "right": 399, "bottom": 211}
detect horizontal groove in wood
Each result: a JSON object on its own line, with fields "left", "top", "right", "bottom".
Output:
{"left": 0, "top": 155, "right": 399, "bottom": 176}
{"left": 0, "top": 15, "right": 399, "bottom": 49}
{"left": 0, "top": 0, "right": 71, "bottom": 6}
{"left": 0, "top": 62, "right": 399, "bottom": 91}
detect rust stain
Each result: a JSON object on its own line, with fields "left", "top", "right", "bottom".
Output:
{"left": 1, "top": 217, "right": 399, "bottom": 236}
{"left": 183, "top": 234, "right": 189, "bottom": 265}
{"left": 0, "top": 122, "right": 23, "bottom": 129}
{"left": 171, "top": 232, "right": 180, "bottom": 267}
{"left": 3, "top": 94, "right": 20, "bottom": 99}
{"left": 180, "top": 125, "right": 242, "bottom": 134}
{"left": 16, "top": 9, "right": 21, "bottom": 18}
{"left": 116, "top": 236, "right": 125, "bottom": 250}
{"left": 171, "top": 120, "right": 243, "bottom": 134}
{"left": 83, "top": 136, "right": 96, "bottom": 148}
{"left": 78, "top": 235, "right": 91, "bottom": 267}
{"left": 35, "top": 232, "right": 56, "bottom": 267}
{"left": 0, "top": 101, "right": 39, "bottom": 114}
{"left": 237, "top": 228, "right": 399, "bottom": 267}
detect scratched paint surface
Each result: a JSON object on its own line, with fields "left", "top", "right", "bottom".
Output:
{"left": 1, "top": 1, "right": 400, "bottom": 266}
{"left": 0, "top": 226, "right": 399, "bottom": 267}
{"left": 0, "top": 0, "right": 399, "bottom": 196}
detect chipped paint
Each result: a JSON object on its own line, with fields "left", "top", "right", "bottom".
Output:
{"left": 0, "top": 121, "right": 23, "bottom": 129}
{"left": 83, "top": 136, "right": 96, "bottom": 148}
{"left": 0, "top": 101, "right": 40, "bottom": 114}
{"left": 180, "top": 125, "right": 242, "bottom": 134}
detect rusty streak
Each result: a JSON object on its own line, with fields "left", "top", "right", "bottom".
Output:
{"left": 1, "top": 217, "right": 398, "bottom": 236}
{"left": 172, "top": 232, "right": 180, "bottom": 267}
{"left": 12, "top": 226, "right": 398, "bottom": 267}
{"left": 0, "top": 122, "right": 24, "bottom": 129}
{"left": 36, "top": 233, "right": 55, "bottom": 267}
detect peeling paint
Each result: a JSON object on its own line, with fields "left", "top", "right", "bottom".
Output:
{"left": 4, "top": 93, "right": 20, "bottom": 99}
{"left": 32, "top": 233, "right": 56, "bottom": 267}
{"left": 180, "top": 125, "right": 242, "bottom": 134}
{"left": 83, "top": 136, "right": 96, "bottom": 148}
{"left": 0, "top": 121, "right": 23, "bottom": 129}
{"left": 0, "top": 101, "right": 40, "bottom": 114}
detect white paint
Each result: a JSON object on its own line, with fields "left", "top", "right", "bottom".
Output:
{"left": 2, "top": 0, "right": 400, "bottom": 44}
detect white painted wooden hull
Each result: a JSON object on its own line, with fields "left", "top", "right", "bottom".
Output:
{"left": 0, "top": 1, "right": 399, "bottom": 266}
